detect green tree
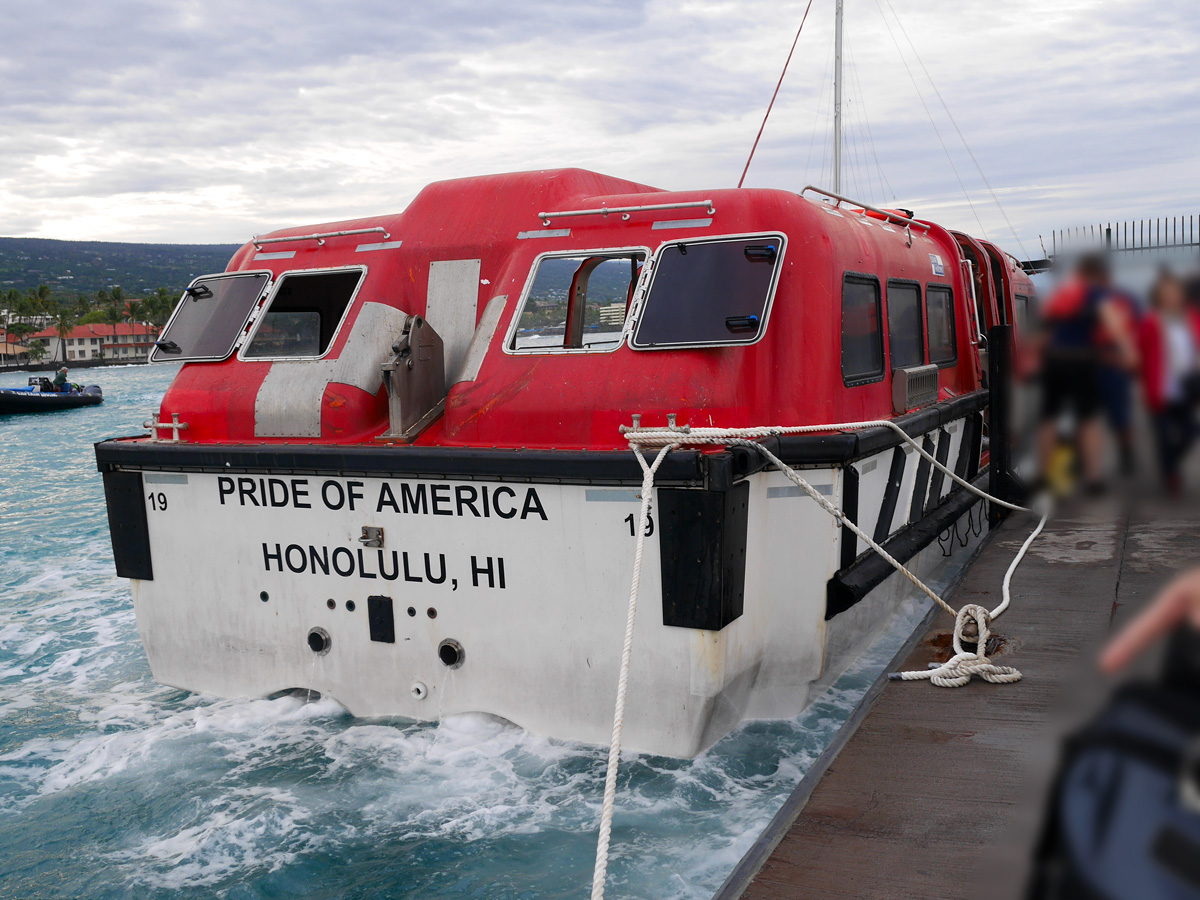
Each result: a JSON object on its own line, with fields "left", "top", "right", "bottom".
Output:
{"left": 14, "top": 293, "right": 39, "bottom": 319}
{"left": 100, "top": 286, "right": 126, "bottom": 329}
{"left": 143, "top": 287, "right": 177, "bottom": 327}
{"left": 2, "top": 288, "right": 20, "bottom": 333}
{"left": 28, "top": 284, "right": 52, "bottom": 313}
{"left": 52, "top": 308, "right": 76, "bottom": 363}
{"left": 27, "top": 339, "right": 47, "bottom": 363}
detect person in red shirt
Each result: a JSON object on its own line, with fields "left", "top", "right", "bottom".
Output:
{"left": 1138, "top": 270, "right": 1200, "bottom": 496}
{"left": 1037, "top": 255, "right": 1138, "bottom": 492}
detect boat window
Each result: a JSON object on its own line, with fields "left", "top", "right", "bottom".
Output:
{"left": 149, "top": 272, "right": 270, "bottom": 363}
{"left": 1014, "top": 293, "right": 1030, "bottom": 333}
{"left": 243, "top": 269, "right": 363, "bottom": 359}
{"left": 887, "top": 280, "right": 924, "bottom": 370}
{"left": 632, "top": 236, "right": 782, "bottom": 348}
{"left": 926, "top": 285, "right": 957, "bottom": 366}
{"left": 510, "top": 252, "right": 645, "bottom": 352}
{"left": 842, "top": 274, "right": 884, "bottom": 384}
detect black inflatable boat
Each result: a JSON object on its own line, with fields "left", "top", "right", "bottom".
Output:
{"left": 0, "top": 379, "right": 103, "bottom": 414}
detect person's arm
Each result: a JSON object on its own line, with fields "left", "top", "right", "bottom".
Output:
{"left": 1098, "top": 299, "right": 1139, "bottom": 371}
{"left": 1101, "top": 567, "right": 1200, "bottom": 672}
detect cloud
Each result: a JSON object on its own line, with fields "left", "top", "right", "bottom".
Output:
{"left": 0, "top": 0, "right": 1196, "bottom": 253}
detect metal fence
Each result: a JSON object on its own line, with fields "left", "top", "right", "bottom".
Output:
{"left": 1022, "top": 214, "right": 1200, "bottom": 273}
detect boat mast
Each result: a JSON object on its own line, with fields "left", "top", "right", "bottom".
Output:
{"left": 833, "top": 0, "right": 843, "bottom": 194}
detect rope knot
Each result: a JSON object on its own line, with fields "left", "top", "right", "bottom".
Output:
{"left": 894, "top": 602, "right": 1022, "bottom": 688}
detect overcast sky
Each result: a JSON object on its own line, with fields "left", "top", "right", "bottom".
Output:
{"left": 1, "top": 0, "right": 1197, "bottom": 257}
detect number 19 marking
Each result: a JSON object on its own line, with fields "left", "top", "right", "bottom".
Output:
{"left": 624, "top": 512, "right": 653, "bottom": 537}
{"left": 148, "top": 492, "right": 168, "bottom": 511}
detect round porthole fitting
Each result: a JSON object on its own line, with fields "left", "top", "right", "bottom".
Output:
{"left": 438, "top": 639, "right": 465, "bottom": 669}
{"left": 307, "top": 627, "right": 331, "bottom": 655}
{"left": 411, "top": 682, "right": 428, "bottom": 700}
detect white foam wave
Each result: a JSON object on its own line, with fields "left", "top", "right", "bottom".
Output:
{"left": 116, "top": 787, "right": 324, "bottom": 889}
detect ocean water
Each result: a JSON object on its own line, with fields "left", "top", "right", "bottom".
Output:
{"left": 0, "top": 363, "right": 944, "bottom": 900}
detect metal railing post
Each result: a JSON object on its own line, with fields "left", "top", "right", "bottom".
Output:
{"left": 988, "top": 324, "right": 1015, "bottom": 529}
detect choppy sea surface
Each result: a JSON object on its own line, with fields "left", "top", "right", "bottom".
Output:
{"left": 0, "top": 363, "right": 954, "bottom": 900}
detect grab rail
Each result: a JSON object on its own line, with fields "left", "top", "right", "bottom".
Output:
{"left": 252, "top": 227, "right": 390, "bottom": 250}
{"left": 800, "top": 186, "right": 931, "bottom": 233}
{"left": 537, "top": 200, "right": 715, "bottom": 226}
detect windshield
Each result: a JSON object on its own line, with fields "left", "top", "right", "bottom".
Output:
{"left": 632, "top": 237, "right": 782, "bottom": 349}
{"left": 150, "top": 272, "right": 270, "bottom": 362}
{"left": 510, "top": 253, "right": 643, "bottom": 352}
{"left": 243, "top": 269, "right": 363, "bottom": 359}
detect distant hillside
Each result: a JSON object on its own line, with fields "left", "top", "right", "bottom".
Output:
{"left": 0, "top": 237, "right": 242, "bottom": 299}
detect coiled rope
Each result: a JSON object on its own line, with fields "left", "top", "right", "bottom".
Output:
{"left": 590, "top": 418, "right": 1047, "bottom": 900}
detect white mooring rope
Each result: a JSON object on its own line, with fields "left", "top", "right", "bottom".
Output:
{"left": 590, "top": 418, "right": 1048, "bottom": 900}
{"left": 590, "top": 444, "right": 677, "bottom": 900}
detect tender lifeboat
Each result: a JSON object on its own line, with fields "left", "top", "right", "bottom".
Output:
{"left": 94, "top": 168, "right": 1037, "bottom": 757}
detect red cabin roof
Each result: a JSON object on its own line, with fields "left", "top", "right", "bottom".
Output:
{"left": 154, "top": 168, "right": 1028, "bottom": 451}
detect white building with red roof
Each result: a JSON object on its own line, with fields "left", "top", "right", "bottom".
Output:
{"left": 30, "top": 323, "right": 160, "bottom": 363}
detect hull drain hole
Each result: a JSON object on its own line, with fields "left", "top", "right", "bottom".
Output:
{"left": 438, "top": 639, "right": 464, "bottom": 669}
{"left": 307, "top": 627, "right": 331, "bottom": 655}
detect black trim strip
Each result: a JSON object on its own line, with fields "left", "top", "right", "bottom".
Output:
{"left": 872, "top": 446, "right": 907, "bottom": 545}
{"left": 908, "top": 434, "right": 935, "bottom": 524}
{"left": 763, "top": 389, "right": 987, "bottom": 468}
{"left": 840, "top": 466, "right": 860, "bottom": 571}
{"left": 967, "top": 412, "right": 983, "bottom": 481}
{"left": 93, "top": 390, "right": 989, "bottom": 488}
{"left": 96, "top": 439, "right": 709, "bottom": 487}
{"left": 954, "top": 413, "right": 977, "bottom": 483}
{"left": 925, "top": 427, "right": 952, "bottom": 513}
{"left": 825, "top": 473, "right": 988, "bottom": 620}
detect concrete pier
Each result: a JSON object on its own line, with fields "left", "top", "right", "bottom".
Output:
{"left": 716, "top": 489, "right": 1200, "bottom": 900}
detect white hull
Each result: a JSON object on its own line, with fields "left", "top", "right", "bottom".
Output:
{"left": 124, "top": 417, "right": 982, "bottom": 758}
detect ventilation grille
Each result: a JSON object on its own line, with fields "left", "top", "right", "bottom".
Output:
{"left": 892, "top": 364, "right": 940, "bottom": 414}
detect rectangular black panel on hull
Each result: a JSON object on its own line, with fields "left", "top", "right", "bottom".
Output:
{"left": 657, "top": 481, "right": 750, "bottom": 631}
{"left": 367, "top": 595, "right": 396, "bottom": 643}
{"left": 102, "top": 470, "right": 153, "bottom": 580}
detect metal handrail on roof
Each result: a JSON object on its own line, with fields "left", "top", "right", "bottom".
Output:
{"left": 251, "top": 226, "right": 390, "bottom": 250}
{"left": 537, "top": 200, "right": 716, "bottom": 226}
{"left": 801, "top": 185, "right": 931, "bottom": 233}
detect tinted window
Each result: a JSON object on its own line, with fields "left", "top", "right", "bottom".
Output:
{"left": 150, "top": 272, "right": 270, "bottom": 362}
{"left": 244, "top": 269, "right": 362, "bottom": 358}
{"left": 842, "top": 275, "right": 884, "bottom": 383}
{"left": 926, "top": 285, "right": 957, "bottom": 366}
{"left": 887, "top": 281, "right": 924, "bottom": 370}
{"left": 632, "top": 237, "right": 781, "bottom": 348}
{"left": 511, "top": 253, "right": 643, "bottom": 351}
{"left": 1014, "top": 293, "right": 1029, "bottom": 333}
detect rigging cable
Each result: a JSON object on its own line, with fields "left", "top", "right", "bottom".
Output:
{"left": 737, "top": 0, "right": 815, "bottom": 189}
{"left": 879, "top": 0, "right": 1032, "bottom": 260}
{"left": 869, "top": 0, "right": 990, "bottom": 240}
{"left": 841, "top": 36, "right": 874, "bottom": 201}
{"left": 845, "top": 26, "right": 897, "bottom": 201}
{"left": 803, "top": 34, "right": 836, "bottom": 188}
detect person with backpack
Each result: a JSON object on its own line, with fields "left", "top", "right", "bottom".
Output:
{"left": 1037, "top": 255, "right": 1139, "bottom": 495}
{"left": 1027, "top": 572, "right": 1200, "bottom": 899}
